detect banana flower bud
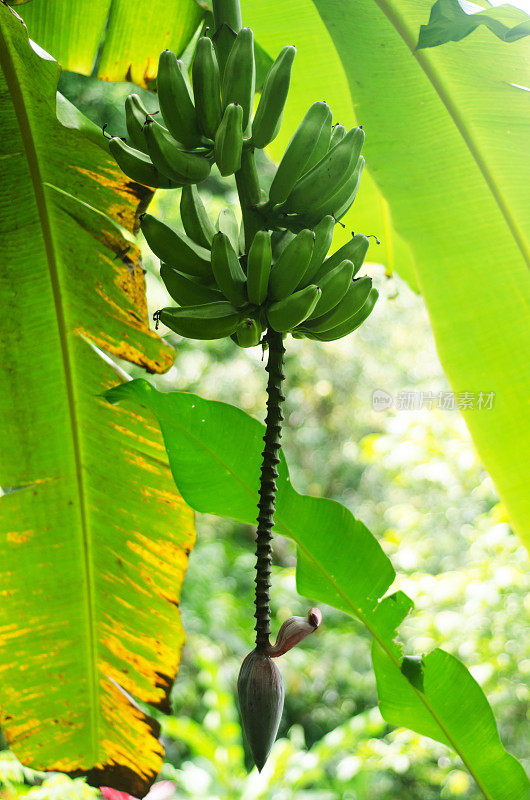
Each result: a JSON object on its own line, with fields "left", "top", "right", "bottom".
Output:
{"left": 238, "top": 608, "right": 321, "bottom": 770}
{"left": 237, "top": 650, "right": 285, "bottom": 771}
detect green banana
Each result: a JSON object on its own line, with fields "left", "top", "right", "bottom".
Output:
{"left": 291, "top": 155, "right": 364, "bottom": 229}
{"left": 246, "top": 230, "right": 272, "bottom": 305}
{"left": 234, "top": 317, "right": 263, "bottom": 347}
{"left": 329, "top": 124, "right": 347, "bottom": 148}
{"left": 250, "top": 46, "right": 296, "bottom": 149}
{"left": 180, "top": 185, "right": 215, "bottom": 248}
{"left": 268, "top": 101, "right": 332, "bottom": 207}
{"left": 306, "top": 259, "right": 354, "bottom": 319}
{"left": 160, "top": 264, "right": 223, "bottom": 306}
{"left": 211, "top": 231, "right": 248, "bottom": 308}
{"left": 157, "top": 50, "right": 201, "bottom": 149}
{"left": 334, "top": 156, "right": 364, "bottom": 221}
{"left": 301, "top": 276, "right": 372, "bottom": 334}
{"left": 109, "top": 138, "right": 179, "bottom": 189}
{"left": 222, "top": 28, "right": 255, "bottom": 132}
{"left": 125, "top": 94, "right": 168, "bottom": 151}
{"left": 315, "top": 233, "right": 370, "bottom": 280}
{"left": 193, "top": 37, "right": 223, "bottom": 140}
{"left": 158, "top": 301, "right": 242, "bottom": 340}
{"left": 268, "top": 228, "right": 315, "bottom": 301}
{"left": 141, "top": 213, "right": 212, "bottom": 278}
{"left": 281, "top": 127, "right": 365, "bottom": 216}
{"left": 144, "top": 122, "right": 211, "bottom": 184}
{"left": 299, "top": 215, "right": 335, "bottom": 286}
{"left": 217, "top": 207, "right": 240, "bottom": 254}
{"left": 215, "top": 103, "right": 243, "bottom": 176}
{"left": 309, "top": 288, "right": 378, "bottom": 341}
{"left": 267, "top": 285, "right": 321, "bottom": 333}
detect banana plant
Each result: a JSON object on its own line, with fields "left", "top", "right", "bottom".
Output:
{"left": 0, "top": 6, "right": 194, "bottom": 795}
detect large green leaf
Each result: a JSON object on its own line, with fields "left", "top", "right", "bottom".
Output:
{"left": 106, "top": 380, "right": 529, "bottom": 800}
{"left": 19, "top": 0, "right": 204, "bottom": 85}
{"left": 242, "top": 0, "right": 530, "bottom": 549}
{"left": 0, "top": 7, "right": 194, "bottom": 795}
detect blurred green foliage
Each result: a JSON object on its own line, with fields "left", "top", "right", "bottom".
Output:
{"left": 1, "top": 74, "right": 528, "bottom": 800}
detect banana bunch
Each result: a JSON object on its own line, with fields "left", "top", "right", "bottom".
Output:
{"left": 110, "top": 32, "right": 296, "bottom": 187}
{"left": 107, "top": 29, "right": 377, "bottom": 346}
{"left": 149, "top": 185, "right": 377, "bottom": 344}
{"left": 266, "top": 103, "right": 366, "bottom": 231}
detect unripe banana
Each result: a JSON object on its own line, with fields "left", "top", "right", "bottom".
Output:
{"left": 144, "top": 122, "right": 211, "bottom": 184}
{"left": 268, "top": 101, "right": 332, "bottom": 207}
{"left": 109, "top": 138, "right": 179, "bottom": 189}
{"left": 268, "top": 228, "right": 315, "bottom": 302}
{"left": 237, "top": 650, "right": 285, "bottom": 772}
{"left": 217, "top": 206, "right": 240, "bottom": 254}
{"left": 281, "top": 127, "right": 365, "bottom": 216}
{"left": 215, "top": 103, "right": 243, "bottom": 176}
{"left": 160, "top": 264, "right": 223, "bottom": 306}
{"left": 267, "top": 285, "right": 321, "bottom": 333}
{"left": 157, "top": 50, "right": 201, "bottom": 148}
{"left": 180, "top": 185, "right": 215, "bottom": 248}
{"left": 301, "top": 276, "right": 372, "bottom": 334}
{"left": 329, "top": 123, "right": 347, "bottom": 149}
{"left": 307, "top": 259, "right": 354, "bottom": 319}
{"left": 250, "top": 46, "right": 296, "bottom": 149}
{"left": 289, "top": 155, "right": 364, "bottom": 230}
{"left": 222, "top": 28, "right": 255, "bottom": 132}
{"left": 235, "top": 317, "right": 263, "bottom": 347}
{"left": 157, "top": 301, "right": 242, "bottom": 340}
{"left": 246, "top": 230, "right": 272, "bottom": 305}
{"left": 125, "top": 94, "right": 149, "bottom": 152}
{"left": 299, "top": 215, "right": 335, "bottom": 286}
{"left": 141, "top": 213, "right": 212, "bottom": 278}
{"left": 316, "top": 233, "right": 370, "bottom": 279}
{"left": 310, "top": 288, "right": 378, "bottom": 341}
{"left": 211, "top": 231, "right": 248, "bottom": 308}
{"left": 333, "top": 156, "right": 364, "bottom": 221}
{"left": 193, "top": 37, "right": 223, "bottom": 140}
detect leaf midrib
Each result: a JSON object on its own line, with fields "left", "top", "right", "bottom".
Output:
{"left": 156, "top": 401, "right": 493, "bottom": 800}
{"left": 0, "top": 16, "right": 99, "bottom": 760}
{"left": 366, "top": 0, "right": 530, "bottom": 272}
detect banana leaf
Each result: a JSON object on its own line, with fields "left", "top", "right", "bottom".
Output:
{"left": 242, "top": 0, "right": 530, "bottom": 548}
{"left": 19, "top": 0, "right": 204, "bottom": 86}
{"left": 417, "top": 0, "right": 530, "bottom": 48}
{"left": 106, "top": 379, "right": 530, "bottom": 800}
{"left": 0, "top": 6, "right": 194, "bottom": 795}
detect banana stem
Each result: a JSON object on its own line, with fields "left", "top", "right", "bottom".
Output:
{"left": 212, "top": 0, "right": 242, "bottom": 33}
{"left": 235, "top": 147, "right": 263, "bottom": 250}
{"left": 254, "top": 328, "right": 285, "bottom": 651}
